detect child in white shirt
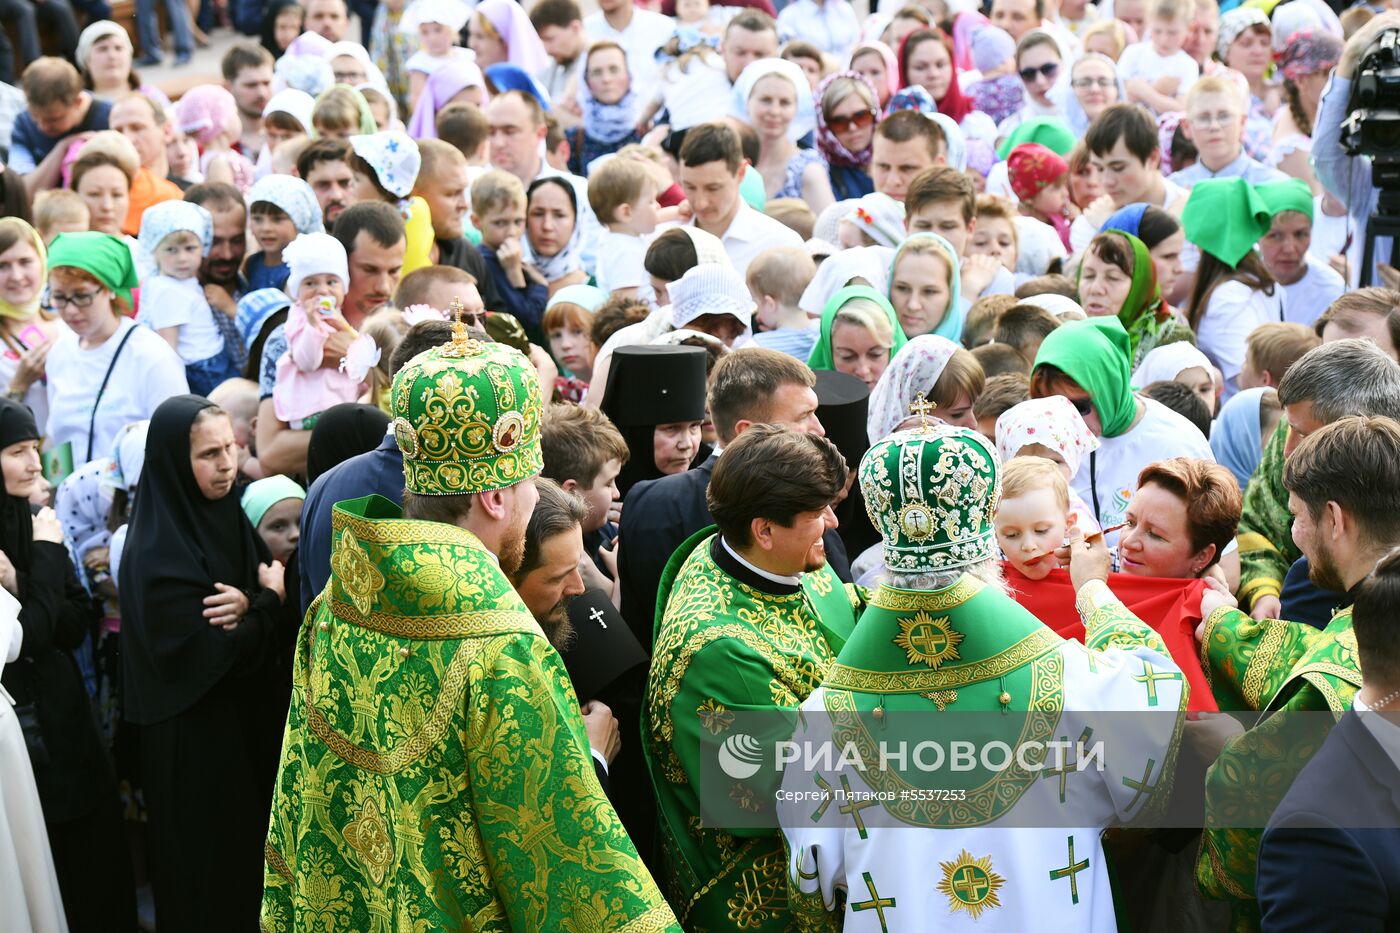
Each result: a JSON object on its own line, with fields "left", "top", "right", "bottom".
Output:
{"left": 136, "top": 200, "right": 233, "bottom": 396}
{"left": 635, "top": 34, "right": 732, "bottom": 135}
{"left": 1119, "top": 0, "right": 1200, "bottom": 115}
{"left": 587, "top": 156, "right": 658, "bottom": 301}
{"left": 401, "top": 0, "right": 474, "bottom": 109}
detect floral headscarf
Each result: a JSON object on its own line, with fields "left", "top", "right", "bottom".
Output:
{"left": 1276, "top": 29, "right": 1342, "bottom": 82}
{"left": 349, "top": 131, "right": 421, "bottom": 199}
{"left": 845, "top": 192, "right": 906, "bottom": 247}
{"left": 866, "top": 334, "right": 960, "bottom": 442}
{"left": 814, "top": 71, "right": 881, "bottom": 169}
{"left": 136, "top": 200, "right": 212, "bottom": 279}
{"left": 1156, "top": 111, "right": 1184, "bottom": 173}
{"left": 1007, "top": 142, "right": 1068, "bottom": 201}
{"left": 1216, "top": 8, "right": 1269, "bottom": 60}
{"left": 247, "top": 174, "right": 324, "bottom": 235}
{"left": 175, "top": 85, "right": 238, "bottom": 145}
{"left": 1079, "top": 229, "right": 1167, "bottom": 366}
{"left": 994, "top": 396, "right": 1100, "bottom": 478}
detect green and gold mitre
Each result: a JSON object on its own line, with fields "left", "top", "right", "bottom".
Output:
{"left": 858, "top": 396, "right": 1001, "bottom": 574}
{"left": 391, "top": 300, "right": 543, "bottom": 495}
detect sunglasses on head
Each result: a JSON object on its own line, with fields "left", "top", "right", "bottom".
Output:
{"left": 1019, "top": 61, "right": 1060, "bottom": 82}
{"left": 827, "top": 109, "right": 877, "bottom": 134}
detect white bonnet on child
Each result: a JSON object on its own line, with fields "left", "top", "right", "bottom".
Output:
{"left": 136, "top": 200, "right": 213, "bottom": 279}
{"left": 284, "top": 232, "right": 349, "bottom": 296}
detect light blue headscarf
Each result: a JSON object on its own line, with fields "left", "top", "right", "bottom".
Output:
{"left": 888, "top": 232, "right": 963, "bottom": 343}
{"left": 1210, "top": 386, "right": 1270, "bottom": 490}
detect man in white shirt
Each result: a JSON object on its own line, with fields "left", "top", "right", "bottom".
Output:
{"left": 583, "top": 0, "right": 676, "bottom": 88}
{"left": 1169, "top": 75, "right": 1285, "bottom": 188}
{"left": 678, "top": 122, "right": 802, "bottom": 275}
{"left": 776, "top": 0, "right": 859, "bottom": 59}
{"left": 531, "top": 0, "right": 588, "bottom": 127}
{"left": 1257, "top": 182, "right": 1346, "bottom": 327}
{"left": 486, "top": 90, "right": 600, "bottom": 273}
{"left": 1070, "top": 103, "right": 1190, "bottom": 253}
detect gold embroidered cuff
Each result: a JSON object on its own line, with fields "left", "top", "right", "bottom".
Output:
{"left": 1240, "top": 578, "right": 1282, "bottom": 608}
{"left": 1074, "top": 578, "right": 1118, "bottom": 619}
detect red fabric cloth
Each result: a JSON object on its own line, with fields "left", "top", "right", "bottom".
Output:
{"left": 898, "top": 29, "right": 975, "bottom": 124}
{"left": 1002, "top": 563, "right": 1217, "bottom": 712}
{"left": 657, "top": 182, "right": 687, "bottom": 209}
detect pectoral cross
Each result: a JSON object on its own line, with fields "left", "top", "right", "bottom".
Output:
{"left": 588, "top": 607, "right": 607, "bottom": 629}
{"left": 851, "top": 871, "right": 896, "bottom": 931}
{"left": 1132, "top": 661, "right": 1182, "bottom": 707}
{"left": 1122, "top": 757, "right": 1159, "bottom": 812}
{"left": 909, "top": 392, "right": 936, "bottom": 429}
{"left": 1048, "top": 834, "right": 1090, "bottom": 905}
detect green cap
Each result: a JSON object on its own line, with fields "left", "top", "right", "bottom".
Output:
{"left": 1255, "top": 177, "right": 1314, "bottom": 222}
{"left": 1181, "top": 177, "right": 1272, "bottom": 268}
{"left": 390, "top": 310, "right": 543, "bottom": 496}
{"left": 996, "top": 117, "right": 1076, "bottom": 160}
{"left": 859, "top": 416, "right": 1001, "bottom": 575}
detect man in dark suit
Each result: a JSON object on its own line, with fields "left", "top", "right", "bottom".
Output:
{"left": 1258, "top": 547, "right": 1400, "bottom": 931}
{"left": 617, "top": 348, "right": 850, "bottom": 646}
{"left": 298, "top": 321, "right": 453, "bottom": 612}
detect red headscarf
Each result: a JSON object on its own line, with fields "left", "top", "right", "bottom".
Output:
{"left": 898, "top": 28, "right": 973, "bottom": 124}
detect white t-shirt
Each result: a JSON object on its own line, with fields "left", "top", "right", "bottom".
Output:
{"left": 45, "top": 318, "right": 190, "bottom": 465}
{"left": 594, "top": 231, "right": 653, "bottom": 300}
{"left": 1071, "top": 395, "right": 1214, "bottom": 543}
{"left": 405, "top": 47, "right": 474, "bottom": 76}
{"left": 1196, "top": 278, "right": 1285, "bottom": 399}
{"left": 1068, "top": 177, "right": 1191, "bottom": 254}
{"left": 137, "top": 274, "right": 224, "bottom": 364}
{"left": 656, "top": 53, "right": 732, "bottom": 131}
{"left": 1116, "top": 42, "right": 1200, "bottom": 100}
{"left": 583, "top": 8, "right": 676, "bottom": 88}
{"left": 1280, "top": 253, "right": 1346, "bottom": 326}
{"left": 687, "top": 201, "right": 804, "bottom": 276}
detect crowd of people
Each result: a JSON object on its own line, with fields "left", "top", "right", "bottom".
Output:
{"left": 2, "top": 0, "right": 1400, "bottom": 928}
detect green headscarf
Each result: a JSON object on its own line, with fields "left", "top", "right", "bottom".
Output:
{"left": 887, "top": 232, "right": 964, "bottom": 342}
{"left": 1181, "top": 177, "right": 1272, "bottom": 268}
{"left": 808, "top": 285, "right": 909, "bottom": 371}
{"left": 1255, "top": 177, "right": 1313, "bottom": 221}
{"left": 1079, "top": 229, "right": 1165, "bottom": 366}
{"left": 996, "top": 116, "right": 1076, "bottom": 160}
{"left": 1032, "top": 317, "right": 1137, "bottom": 438}
{"left": 312, "top": 84, "right": 378, "bottom": 137}
{"left": 47, "top": 232, "right": 138, "bottom": 309}
{"left": 0, "top": 218, "right": 47, "bottom": 320}
{"left": 241, "top": 474, "right": 306, "bottom": 527}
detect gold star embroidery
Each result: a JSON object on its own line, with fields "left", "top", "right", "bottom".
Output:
{"left": 697, "top": 699, "right": 735, "bottom": 735}
{"left": 937, "top": 850, "right": 1004, "bottom": 920}
{"left": 893, "top": 612, "right": 964, "bottom": 669}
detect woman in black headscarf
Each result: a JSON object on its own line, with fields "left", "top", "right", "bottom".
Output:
{"left": 0, "top": 398, "right": 136, "bottom": 933}
{"left": 600, "top": 345, "right": 710, "bottom": 499}
{"left": 118, "top": 395, "right": 287, "bottom": 932}
{"left": 304, "top": 401, "right": 390, "bottom": 485}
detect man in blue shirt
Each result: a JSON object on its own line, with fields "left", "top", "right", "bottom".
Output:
{"left": 8, "top": 57, "right": 110, "bottom": 192}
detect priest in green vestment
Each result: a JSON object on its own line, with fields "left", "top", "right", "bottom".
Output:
{"left": 1196, "top": 415, "right": 1400, "bottom": 930}
{"left": 1236, "top": 339, "right": 1400, "bottom": 618}
{"left": 262, "top": 313, "right": 679, "bottom": 932}
{"left": 779, "top": 414, "right": 1189, "bottom": 931}
{"left": 644, "top": 424, "right": 864, "bottom": 931}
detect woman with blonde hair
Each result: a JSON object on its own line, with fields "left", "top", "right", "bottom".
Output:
{"left": 814, "top": 72, "right": 881, "bottom": 200}
{"left": 809, "top": 285, "right": 908, "bottom": 390}
{"left": 0, "top": 219, "right": 63, "bottom": 430}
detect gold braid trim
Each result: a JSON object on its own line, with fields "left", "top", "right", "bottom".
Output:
{"left": 869, "top": 577, "right": 984, "bottom": 612}
{"left": 824, "top": 627, "right": 1061, "bottom": 693}
{"left": 615, "top": 903, "right": 684, "bottom": 932}
{"left": 1235, "top": 532, "right": 1278, "bottom": 554}
{"left": 1241, "top": 619, "right": 1292, "bottom": 710}
{"left": 678, "top": 837, "right": 763, "bottom": 926}
{"left": 264, "top": 840, "right": 294, "bottom": 884}
{"left": 1198, "top": 605, "right": 1238, "bottom": 695}
{"left": 332, "top": 508, "right": 491, "bottom": 550}
{"left": 327, "top": 597, "right": 542, "bottom": 640}
{"left": 1199, "top": 831, "right": 1252, "bottom": 900}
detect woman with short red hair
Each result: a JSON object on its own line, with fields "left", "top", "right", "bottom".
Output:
{"left": 1118, "top": 457, "right": 1241, "bottom": 579}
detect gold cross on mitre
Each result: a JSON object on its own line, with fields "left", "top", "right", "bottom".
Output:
{"left": 909, "top": 392, "right": 937, "bottom": 431}
{"left": 443, "top": 296, "right": 481, "bottom": 356}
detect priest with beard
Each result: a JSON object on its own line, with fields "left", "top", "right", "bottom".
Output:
{"left": 262, "top": 321, "right": 677, "bottom": 931}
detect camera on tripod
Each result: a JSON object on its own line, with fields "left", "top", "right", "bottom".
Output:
{"left": 1343, "top": 26, "right": 1400, "bottom": 285}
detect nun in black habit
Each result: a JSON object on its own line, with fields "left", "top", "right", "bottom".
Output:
{"left": 0, "top": 397, "right": 136, "bottom": 933}
{"left": 599, "top": 344, "right": 710, "bottom": 500}
{"left": 119, "top": 395, "right": 288, "bottom": 932}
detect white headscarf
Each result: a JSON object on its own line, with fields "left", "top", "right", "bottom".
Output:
{"left": 799, "top": 245, "right": 893, "bottom": 317}
{"left": 327, "top": 41, "right": 391, "bottom": 95}
{"left": 995, "top": 396, "right": 1100, "bottom": 478}
{"left": 729, "top": 58, "right": 816, "bottom": 143}
{"left": 1131, "top": 341, "right": 1215, "bottom": 389}
{"left": 867, "top": 334, "right": 960, "bottom": 443}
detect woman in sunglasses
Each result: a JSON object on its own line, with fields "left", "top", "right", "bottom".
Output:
{"left": 1030, "top": 316, "right": 1214, "bottom": 546}
{"left": 813, "top": 72, "right": 882, "bottom": 201}
{"left": 1000, "top": 30, "right": 1065, "bottom": 136}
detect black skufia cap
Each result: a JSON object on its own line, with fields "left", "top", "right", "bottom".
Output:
{"left": 813, "top": 370, "right": 870, "bottom": 472}
{"left": 600, "top": 345, "right": 709, "bottom": 427}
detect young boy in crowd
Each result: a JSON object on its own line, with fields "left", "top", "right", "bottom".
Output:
{"left": 1237, "top": 321, "right": 1320, "bottom": 389}
{"left": 746, "top": 247, "right": 818, "bottom": 360}
{"left": 972, "top": 343, "right": 1032, "bottom": 379}
{"left": 904, "top": 166, "right": 1016, "bottom": 305}
{"left": 587, "top": 156, "right": 659, "bottom": 301}
{"left": 993, "top": 303, "right": 1062, "bottom": 365}
{"left": 1007, "top": 143, "right": 1073, "bottom": 250}
{"left": 1170, "top": 76, "right": 1286, "bottom": 187}
{"left": 244, "top": 175, "right": 322, "bottom": 292}
{"left": 1119, "top": 0, "right": 1199, "bottom": 114}
{"left": 436, "top": 103, "right": 492, "bottom": 175}
{"left": 995, "top": 456, "right": 1076, "bottom": 583}
{"left": 540, "top": 402, "right": 630, "bottom": 567}
{"left": 962, "top": 294, "right": 1019, "bottom": 347}
{"left": 969, "top": 194, "right": 1020, "bottom": 276}
{"left": 973, "top": 371, "right": 1030, "bottom": 440}
{"left": 32, "top": 189, "right": 90, "bottom": 245}
{"left": 472, "top": 169, "right": 550, "bottom": 336}
{"left": 208, "top": 377, "right": 265, "bottom": 481}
